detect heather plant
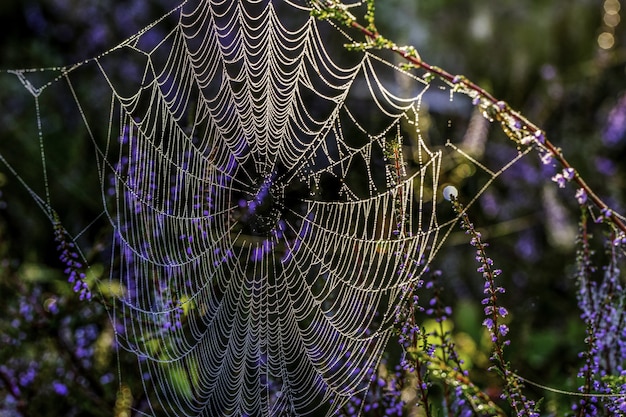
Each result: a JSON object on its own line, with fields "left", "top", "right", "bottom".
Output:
{"left": 572, "top": 209, "right": 626, "bottom": 416}
{"left": 1, "top": 1, "right": 626, "bottom": 416}
{"left": 0, "top": 236, "right": 141, "bottom": 417}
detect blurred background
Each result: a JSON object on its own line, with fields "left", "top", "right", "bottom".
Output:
{"left": 0, "top": 0, "right": 625, "bottom": 415}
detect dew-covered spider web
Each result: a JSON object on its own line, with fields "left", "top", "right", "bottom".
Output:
{"left": 1, "top": 0, "right": 532, "bottom": 416}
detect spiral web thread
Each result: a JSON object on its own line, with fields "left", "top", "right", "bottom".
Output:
{"left": 1, "top": 0, "right": 529, "bottom": 415}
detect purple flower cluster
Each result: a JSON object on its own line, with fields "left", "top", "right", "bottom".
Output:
{"left": 423, "top": 272, "right": 481, "bottom": 416}
{"left": 54, "top": 220, "right": 91, "bottom": 301}
{"left": 161, "top": 296, "right": 184, "bottom": 332}
{"left": 574, "top": 212, "right": 626, "bottom": 416}
{"left": 576, "top": 188, "right": 588, "bottom": 205}
{"left": 460, "top": 219, "right": 509, "bottom": 346}
{"left": 603, "top": 93, "right": 626, "bottom": 147}
{"left": 394, "top": 285, "right": 424, "bottom": 351}
{"left": 453, "top": 197, "right": 540, "bottom": 417}
{"left": 551, "top": 167, "right": 576, "bottom": 189}
{"left": 338, "top": 363, "right": 405, "bottom": 416}
{"left": 0, "top": 255, "right": 120, "bottom": 415}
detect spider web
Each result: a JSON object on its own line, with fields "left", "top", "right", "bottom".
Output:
{"left": 0, "top": 0, "right": 527, "bottom": 416}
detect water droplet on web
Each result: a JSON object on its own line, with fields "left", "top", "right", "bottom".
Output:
{"left": 443, "top": 185, "right": 458, "bottom": 201}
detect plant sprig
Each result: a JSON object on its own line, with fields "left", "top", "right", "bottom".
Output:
{"left": 448, "top": 191, "right": 540, "bottom": 417}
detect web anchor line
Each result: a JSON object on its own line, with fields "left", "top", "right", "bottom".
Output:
{"left": 9, "top": 70, "right": 43, "bottom": 97}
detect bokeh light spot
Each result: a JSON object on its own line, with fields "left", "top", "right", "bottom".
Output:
{"left": 598, "top": 32, "right": 615, "bottom": 49}
{"left": 604, "top": 0, "right": 621, "bottom": 15}
{"left": 604, "top": 12, "right": 620, "bottom": 27}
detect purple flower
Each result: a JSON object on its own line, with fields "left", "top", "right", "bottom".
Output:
{"left": 52, "top": 380, "right": 68, "bottom": 396}
{"left": 551, "top": 173, "right": 566, "bottom": 188}
{"left": 574, "top": 214, "right": 626, "bottom": 414}
{"left": 533, "top": 129, "right": 546, "bottom": 144}
{"left": 563, "top": 167, "right": 575, "bottom": 180}
{"left": 612, "top": 234, "right": 626, "bottom": 246}
{"left": 603, "top": 93, "right": 626, "bottom": 146}
{"left": 54, "top": 221, "right": 91, "bottom": 301}
{"left": 594, "top": 156, "right": 617, "bottom": 176}
{"left": 540, "top": 151, "right": 553, "bottom": 165}
{"left": 551, "top": 168, "right": 575, "bottom": 188}
{"left": 483, "top": 318, "right": 494, "bottom": 330}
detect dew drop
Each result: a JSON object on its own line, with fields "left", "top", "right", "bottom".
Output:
{"left": 443, "top": 185, "right": 458, "bottom": 201}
